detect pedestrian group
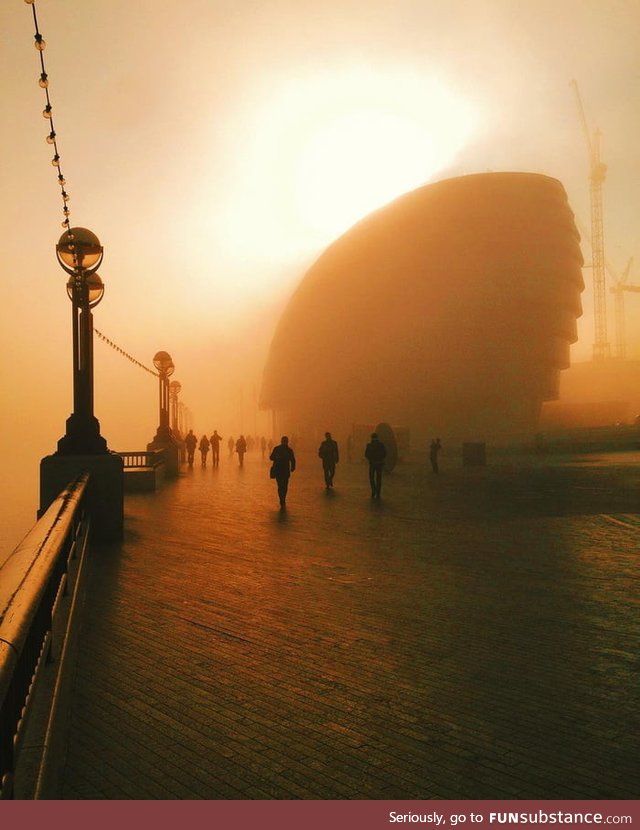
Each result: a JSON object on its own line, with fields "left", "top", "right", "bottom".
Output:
{"left": 186, "top": 426, "right": 442, "bottom": 510}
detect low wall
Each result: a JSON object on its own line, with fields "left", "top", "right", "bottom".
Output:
{"left": 117, "top": 450, "right": 166, "bottom": 492}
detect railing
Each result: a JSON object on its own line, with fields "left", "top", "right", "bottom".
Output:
{"left": 0, "top": 474, "right": 90, "bottom": 799}
{"left": 117, "top": 450, "right": 165, "bottom": 468}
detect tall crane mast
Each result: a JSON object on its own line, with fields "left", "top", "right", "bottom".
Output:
{"left": 571, "top": 80, "right": 610, "bottom": 360}
{"left": 610, "top": 257, "right": 639, "bottom": 360}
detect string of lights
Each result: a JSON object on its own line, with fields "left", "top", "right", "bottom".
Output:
{"left": 24, "top": 0, "right": 73, "bottom": 240}
{"left": 24, "top": 4, "right": 163, "bottom": 384}
{"left": 94, "top": 329, "right": 160, "bottom": 377}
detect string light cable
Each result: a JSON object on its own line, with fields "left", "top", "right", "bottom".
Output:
{"left": 93, "top": 329, "right": 160, "bottom": 378}
{"left": 24, "top": 2, "right": 160, "bottom": 380}
{"left": 25, "top": 0, "right": 74, "bottom": 243}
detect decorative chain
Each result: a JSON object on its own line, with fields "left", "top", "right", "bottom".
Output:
{"left": 94, "top": 329, "right": 160, "bottom": 377}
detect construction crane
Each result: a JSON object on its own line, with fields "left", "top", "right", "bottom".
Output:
{"left": 571, "top": 79, "right": 610, "bottom": 360}
{"left": 610, "top": 257, "right": 640, "bottom": 360}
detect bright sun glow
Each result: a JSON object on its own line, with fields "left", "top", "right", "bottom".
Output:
{"left": 294, "top": 108, "right": 435, "bottom": 237}
{"left": 196, "top": 66, "right": 479, "bottom": 298}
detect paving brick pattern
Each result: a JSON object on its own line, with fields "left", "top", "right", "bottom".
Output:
{"left": 60, "top": 449, "right": 640, "bottom": 799}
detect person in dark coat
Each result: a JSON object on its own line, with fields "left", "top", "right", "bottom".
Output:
{"left": 210, "top": 430, "right": 223, "bottom": 467}
{"left": 184, "top": 429, "right": 197, "bottom": 467}
{"left": 364, "top": 432, "right": 386, "bottom": 499}
{"left": 429, "top": 438, "right": 442, "bottom": 473}
{"left": 235, "top": 435, "right": 247, "bottom": 467}
{"left": 318, "top": 431, "right": 339, "bottom": 489}
{"left": 269, "top": 435, "right": 296, "bottom": 509}
{"left": 198, "top": 434, "right": 210, "bottom": 467}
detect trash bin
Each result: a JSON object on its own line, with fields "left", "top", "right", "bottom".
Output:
{"left": 462, "top": 442, "right": 486, "bottom": 466}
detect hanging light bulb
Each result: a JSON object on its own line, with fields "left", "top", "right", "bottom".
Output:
{"left": 43, "top": 104, "right": 52, "bottom": 119}
{"left": 34, "top": 33, "right": 46, "bottom": 51}
{"left": 63, "top": 207, "right": 70, "bottom": 216}
{"left": 52, "top": 154, "right": 60, "bottom": 167}
{"left": 46, "top": 131, "right": 56, "bottom": 144}
{"left": 62, "top": 219, "right": 70, "bottom": 228}
{"left": 57, "top": 174, "right": 65, "bottom": 185}
{"left": 61, "top": 190, "right": 70, "bottom": 202}
{"left": 39, "top": 72, "right": 49, "bottom": 89}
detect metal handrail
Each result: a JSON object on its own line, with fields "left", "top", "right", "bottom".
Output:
{"left": 0, "top": 474, "right": 90, "bottom": 799}
{"left": 116, "top": 450, "right": 166, "bottom": 469}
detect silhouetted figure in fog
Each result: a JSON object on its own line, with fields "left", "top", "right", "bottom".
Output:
{"left": 318, "top": 431, "right": 339, "bottom": 489}
{"left": 210, "top": 430, "right": 222, "bottom": 467}
{"left": 228, "top": 436, "right": 234, "bottom": 457}
{"left": 199, "top": 434, "right": 210, "bottom": 467}
{"left": 185, "top": 429, "right": 197, "bottom": 467}
{"left": 365, "top": 432, "right": 386, "bottom": 499}
{"left": 261, "top": 436, "right": 267, "bottom": 459}
{"left": 270, "top": 436, "right": 296, "bottom": 509}
{"left": 236, "top": 435, "right": 247, "bottom": 467}
{"left": 429, "top": 438, "right": 442, "bottom": 474}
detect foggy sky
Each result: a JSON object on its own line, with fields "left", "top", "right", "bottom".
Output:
{"left": 1, "top": 0, "right": 639, "bottom": 549}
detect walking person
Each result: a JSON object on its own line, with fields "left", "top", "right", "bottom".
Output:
{"left": 364, "top": 432, "right": 386, "bottom": 499}
{"left": 269, "top": 436, "right": 296, "bottom": 509}
{"left": 318, "top": 431, "right": 339, "bottom": 490}
{"left": 429, "top": 438, "right": 442, "bottom": 473}
{"left": 198, "top": 434, "right": 210, "bottom": 467}
{"left": 235, "top": 434, "right": 247, "bottom": 467}
{"left": 184, "top": 429, "right": 197, "bottom": 467}
{"left": 210, "top": 430, "right": 222, "bottom": 467}
{"left": 227, "top": 436, "right": 235, "bottom": 458}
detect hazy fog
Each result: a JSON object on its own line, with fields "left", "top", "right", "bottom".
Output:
{"left": 1, "top": 0, "right": 639, "bottom": 550}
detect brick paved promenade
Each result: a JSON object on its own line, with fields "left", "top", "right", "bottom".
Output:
{"left": 60, "top": 448, "right": 639, "bottom": 799}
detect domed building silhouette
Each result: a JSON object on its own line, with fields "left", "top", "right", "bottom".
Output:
{"left": 261, "top": 172, "right": 584, "bottom": 447}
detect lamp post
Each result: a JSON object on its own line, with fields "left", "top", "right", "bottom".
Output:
{"left": 147, "top": 350, "right": 181, "bottom": 476}
{"left": 40, "top": 226, "right": 123, "bottom": 542}
{"left": 151, "top": 351, "right": 174, "bottom": 442}
{"left": 55, "top": 227, "right": 108, "bottom": 454}
{"left": 169, "top": 380, "right": 182, "bottom": 437}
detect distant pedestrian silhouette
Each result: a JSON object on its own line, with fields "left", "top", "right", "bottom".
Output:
{"left": 227, "top": 436, "right": 234, "bottom": 457}
{"left": 236, "top": 435, "right": 247, "bottom": 467}
{"left": 364, "top": 432, "right": 386, "bottom": 499}
{"left": 210, "top": 430, "right": 222, "bottom": 467}
{"left": 199, "top": 434, "right": 210, "bottom": 467}
{"left": 429, "top": 438, "right": 442, "bottom": 473}
{"left": 184, "top": 429, "right": 197, "bottom": 467}
{"left": 270, "top": 435, "right": 296, "bottom": 509}
{"left": 260, "top": 436, "right": 267, "bottom": 459}
{"left": 318, "top": 431, "right": 339, "bottom": 489}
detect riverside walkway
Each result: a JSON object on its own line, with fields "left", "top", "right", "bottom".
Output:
{"left": 58, "top": 448, "right": 639, "bottom": 800}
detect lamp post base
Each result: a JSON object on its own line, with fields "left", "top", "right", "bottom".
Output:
{"left": 56, "top": 413, "right": 109, "bottom": 455}
{"left": 40, "top": 452, "right": 124, "bottom": 542}
{"left": 147, "top": 434, "right": 181, "bottom": 477}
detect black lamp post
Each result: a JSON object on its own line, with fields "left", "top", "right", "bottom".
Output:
{"left": 55, "top": 226, "right": 108, "bottom": 454}
{"left": 41, "top": 226, "right": 123, "bottom": 542}
{"left": 169, "top": 380, "right": 182, "bottom": 436}
{"left": 151, "top": 351, "right": 174, "bottom": 443}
